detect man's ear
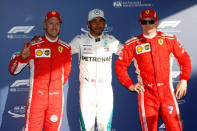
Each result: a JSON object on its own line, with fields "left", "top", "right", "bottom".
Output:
{"left": 87, "top": 21, "right": 90, "bottom": 29}
{"left": 43, "top": 22, "right": 47, "bottom": 30}
{"left": 156, "top": 20, "right": 159, "bottom": 27}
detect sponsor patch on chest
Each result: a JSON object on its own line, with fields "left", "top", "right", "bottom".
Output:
{"left": 83, "top": 47, "right": 93, "bottom": 54}
{"left": 104, "top": 47, "right": 110, "bottom": 52}
{"left": 136, "top": 43, "right": 151, "bottom": 54}
{"left": 35, "top": 49, "right": 51, "bottom": 57}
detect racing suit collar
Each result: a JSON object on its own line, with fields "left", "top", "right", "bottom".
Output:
{"left": 143, "top": 31, "right": 157, "bottom": 39}
{"left": 45, "top": 34, "right": 58, "bottom": 43}
{"left": 142, "top": 31, "right": 158, "bottom": 42}
{"left": 88, "top": 33, "right": 104, "bottom": 42}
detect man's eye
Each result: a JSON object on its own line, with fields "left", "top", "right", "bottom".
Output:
{"left": 91, "top": 21, "right": 96, "bottom": 23}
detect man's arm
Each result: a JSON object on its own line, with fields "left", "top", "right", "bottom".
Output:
{"left": 114, "top": 42, "right": 123, "bottom": 55}
{"left": 69, "top": 35, "right": 80, "bottom": 55}
{"left": 108, "top": 35, "right": 123, "bottom": 55}
{"left": 115, "top": 42, "right": 144, "bottom": 93}
{"left": 63, "top": 46, "right": 72, "bottom": 84}
{"left": 9, "top": 41, "right": 31, "bottom": 75}
{"left": 172, "top": 36, "right": 191, "bottom": 99}
{"left": 175, "top": 80, "right": 187, "bottom": 99}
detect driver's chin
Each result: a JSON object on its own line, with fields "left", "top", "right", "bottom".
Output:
{"left": 94, "top": 31, "right": 102, "bottom": 35}
{"left": 48, "top": 33, "right": 58, "bottom": 40}
{"left": 96, "top": 29, "right": 104, "bottom": 34}
{"left": 144, "top": 27, "right": 154, "bottom": 33}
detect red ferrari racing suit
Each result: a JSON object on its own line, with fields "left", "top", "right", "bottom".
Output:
{"left": 9, "top": 35, "right": 72, "bottom": 131}
{"left": 115, "top": 31, "right": 191, "bottom": 131}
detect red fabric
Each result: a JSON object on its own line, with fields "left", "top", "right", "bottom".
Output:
{"left": 115, "top": 31, "right": 191, "bottom": 130}
{"left": 45, "top": 11, "right": 62, "bottom": 23}
{"left": 115, "top": 31, "right": 191, "bottom": 88}
{"left": 139, "top": 8, "right": 158, "bottom": 20}
{"left": 9, "top": 35, "right": 71, "bottom": 131}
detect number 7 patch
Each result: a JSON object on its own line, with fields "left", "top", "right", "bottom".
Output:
{"left": 168, "top": 106, "right": 173, "bottom": 114}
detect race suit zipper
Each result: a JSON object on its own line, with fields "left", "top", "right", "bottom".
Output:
{"left": 150, "top": 42, "right": 157, "bottom": 86}
{"left": 150, "top": 41, "right": 160, "bottom": 98}
{"left": 95, "top": 40, "right": 98, "bottom": 110}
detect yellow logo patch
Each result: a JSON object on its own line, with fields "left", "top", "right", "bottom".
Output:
{"left": 44, "top": 50, "right": 50, "bottom": 56}
{"left": 137, "top": 46, "right": 143, "bottom": 53}
{"left": 144, "top": 44, "right": 150, "bottom": 50}
{"left": 36, "top": 50, "right": 43, "bottom": 56}
{"left": 158, "top": 39, "right": 163, "bottom": 45}
{"left": 35, "top": 49, "right": 51, "bottom": 57}
{"left": 52, "top": 11, "right": 57, "bottom": 15}
{"left": 58, "top": 46, "right": 63, "bottom": 53}
{"left": 136, "top": 43, "right": 151, "bottom": 55}
{"left": 145, "top": 10, "right": 150, "bottom": 14}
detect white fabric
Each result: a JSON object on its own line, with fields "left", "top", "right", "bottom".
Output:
{"left": 88, "top": 9, "right": 105, "bottom": 21}
{"left": 70, "top": 33, "right": 123, "bottom": 130}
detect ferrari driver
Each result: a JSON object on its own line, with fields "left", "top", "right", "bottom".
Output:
{"left": 115, "top": 9, "right": 191, "bottom": 131}
{"left": 9, "top": 11, "right": 71, "bottom": 131}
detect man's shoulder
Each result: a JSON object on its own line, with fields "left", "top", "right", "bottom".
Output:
{"left": 58, "top": 39, "right": 70, "bottom": 49}
{"left": 103, "top": 34, "right": 120, "bottom": 44}
{"left": 31, "top": 37, "right": 45, "bottom": 46}
{"left": 104, "top": 34, "right": 116, "bottom": 39}
{"left": 73, "top": 33, "right": 88, "bottom": 40}
{"left": 158, "top": 31, "right": 176, "bottom": 39}
{"left": 125, "top": 36, "right": 140, "bottom": 46}
{"left": 69, "top": 33, "right": 88, "bottom": 46}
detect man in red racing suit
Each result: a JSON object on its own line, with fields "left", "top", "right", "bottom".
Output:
{"left": 9, "top": 11, "right": 71, "bottom": 131}
{"left": 115, "top": 9, "right": 191, "bottom": 131}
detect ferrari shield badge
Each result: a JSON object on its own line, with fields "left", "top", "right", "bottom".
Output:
{"left": 158, "top": 39, "right": 163, "bottom": 45}
{"left": 58, "top": 46, "right": 63, "bottom": 53}
{"left": 145, "top": 9, "right": 150, "bottom": 14}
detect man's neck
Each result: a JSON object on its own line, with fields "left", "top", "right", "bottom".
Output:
{"left": 89, "top": 30, "right": 103, "bottom": 37}
{"left": 143, "top": 30, "right": 157, "bottom": 39}
{"left": 45, "top": 34, "right": 58, "bottom": 42}
{"left": 89, "top": 32, "right": 102, "bottom": 38}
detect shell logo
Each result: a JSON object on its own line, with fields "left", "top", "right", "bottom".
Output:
{"left": 36, "top": 50, "right": 43, "bottom": 56}
{"left": 137, "top": 46, "right": 143, "bottom": 53}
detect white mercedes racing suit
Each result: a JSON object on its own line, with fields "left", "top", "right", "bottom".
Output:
{"left": 70, "top": 33, "right": 123, "bottom": 131}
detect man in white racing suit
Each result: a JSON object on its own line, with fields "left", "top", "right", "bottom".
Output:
{"left": 70, "top": 9, "right": 123, "bottom": 131}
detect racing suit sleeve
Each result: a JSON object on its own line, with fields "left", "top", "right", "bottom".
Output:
{"left": 114, "top": 42, "right": 123, "bottom": 55}
{"left": 110, "top": 35, "right": 123, "bottom": 55}
{"left": 69, "top": 36, "right": 80, "bottom": 55}
{"left": 9, "top": 52, "right": 31, "bottom": 75}
{"left": 171, "top": 36, "right": 191, "bottom": 81}
{"left": 63, "top": 46, "right": 72, "bottom": 84}
{"left": 115, "top": 42, "right": 135, "bottom": 88}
